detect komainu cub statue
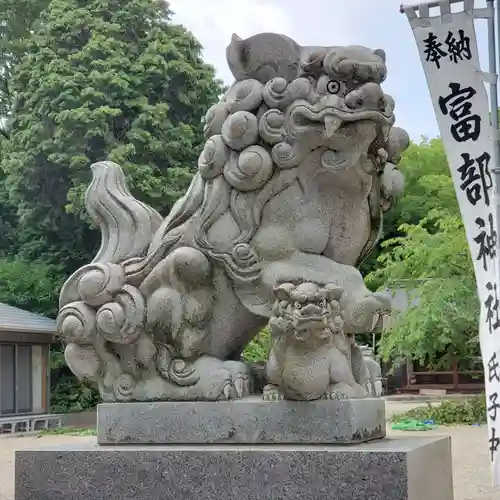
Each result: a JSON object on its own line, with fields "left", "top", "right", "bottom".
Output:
{"left": 263, "top": 282, "right": 369, "bottom": 401}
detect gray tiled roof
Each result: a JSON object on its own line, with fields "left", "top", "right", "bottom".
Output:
{"left": 0, "top": 303, "right": 56, "bottom": 334}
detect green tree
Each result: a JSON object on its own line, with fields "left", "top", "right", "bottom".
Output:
{"left": 0, "top": 142, "right": 18, "bottom": 255}
{"left": 361, "top": 138, "right": 456, "bottom": 276}
{"left": 50, "top": 347, "right": 100, "bottom": 413}
{"left": 0, "top": 1, "right": 52, "bottom": 252}
{"left": 2, "top": 0, "right": 223, "bottom": 273}
{"left": 366, "top": 158, "right": 478, "bottom": 369}
{"left": 0, "top": 0, "right": 51, "bottom": 134}
{"left": 385, "top": 138, "right": 456, "bottom": 231}
{"left": 0, "top": 257, "right": 61, "bottom": 315}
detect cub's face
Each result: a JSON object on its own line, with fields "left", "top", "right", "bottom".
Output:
{"left": 272, "top": 282, "right": 344, "bottom": 343}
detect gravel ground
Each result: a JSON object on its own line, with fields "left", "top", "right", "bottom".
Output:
{"left": 0, "top": 401, "right": 498, "bottom": 500}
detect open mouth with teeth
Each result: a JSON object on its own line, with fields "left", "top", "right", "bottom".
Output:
{"left": 288, "top": 101, "right": 394, "bottom": 139}
{"left": 292, "top": 312, "right": 329, "bottom": 328}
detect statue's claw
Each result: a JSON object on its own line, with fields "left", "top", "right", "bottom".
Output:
{"left": 324, "top": 385, "right": 349, "bottom": 400}
{"left": 233, "top": 375, "right": 251, "bottom": 398}
{"left": 263, "top": 384, "right": 284, "bottom": 401}
{"left": 223, "top": 360, "right": 252, "bottom": 398}
{"left": 221, "top": 383, "right": 237, "bottom": 400}
{"left": 234, "top": 377, "right": 244, "bottom": 397}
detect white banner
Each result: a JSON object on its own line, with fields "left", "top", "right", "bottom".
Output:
{"left": 403, "top": 1, "right": 500, "bottom": 484}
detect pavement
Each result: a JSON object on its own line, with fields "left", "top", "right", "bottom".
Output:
{"left": 0, "top": 401, "right": 498, "bottom": 500}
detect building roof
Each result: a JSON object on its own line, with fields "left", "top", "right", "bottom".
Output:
{"left": 0, "top": 303, "right": 56, "bottom": 335}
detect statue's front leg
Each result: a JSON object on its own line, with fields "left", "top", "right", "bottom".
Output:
{"left": 263, "top": 348, "right": 285, "bottom": 401}
{"left": 326, "top": 346, "right": 367, "bottom": 400}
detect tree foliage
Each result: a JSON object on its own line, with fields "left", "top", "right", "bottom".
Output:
{"left": 361, "top": 138, "right": 455, "bottom": 275}
{"left": 1, "top": 0, "right": 223, "bottom": 273}
{"left": 366, "top": 138, "right": 479, "bottom": 369}
{"left": 367, "top": 211, "right": 478, "bottom": 368}
{"left": 243, "top": 326, "right": 271, "bottom": 363}
{"left": 0, "top": 0, "right": 224, "bottom": 412}
{"left": 0, "top": 258, "right": 62, "bottom": 316}
{"left": 0, "top": 0, "right": 50, "bottom": 133}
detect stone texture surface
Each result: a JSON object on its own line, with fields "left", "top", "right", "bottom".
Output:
{"left": 55, "top": 32, "right": 410, "bottom": 403}
{"left": 97, "top": 397, "right": 386, "bottom": 445}
{"left": 15, "top": 436, "right": 453, "bottom": 500}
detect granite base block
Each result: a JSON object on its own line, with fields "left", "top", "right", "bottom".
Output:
{"left": 15, "top": 436, "right": 453, "bottom": 500}
{"left": 97, "top": 397, "right": 386, "bottom": 445}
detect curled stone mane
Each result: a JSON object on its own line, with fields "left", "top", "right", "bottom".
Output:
{"left": 56, "top": 32, "right": 410, "bottom": 403}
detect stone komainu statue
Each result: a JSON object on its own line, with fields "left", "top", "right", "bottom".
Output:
{"left": 56, "top": 33, "right": 409, "bottom": 401}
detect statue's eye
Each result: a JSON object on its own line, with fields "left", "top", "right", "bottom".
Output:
{"left": 327, "top": 80, "right": 341, "bottom": 94}
{"left": 294, "top": 302, "right": 302, "bottom": 309}
{"left": 319, "top": 300, "right": 326, "bottom": 307}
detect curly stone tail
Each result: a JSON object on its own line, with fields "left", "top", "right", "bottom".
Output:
{"left": 85, "top": 161, "right": 163, "bottom": 265}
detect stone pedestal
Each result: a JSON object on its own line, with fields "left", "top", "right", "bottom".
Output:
{"left": 97, "top": 397, "right": 386, "bottom": 445}
{"left": 15, "top": 399, "right": 454, "bottom": 500}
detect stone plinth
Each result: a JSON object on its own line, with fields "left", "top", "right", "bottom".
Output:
{"left": 15, "top": 400, "right": 454, "bottom": 500}
{"left": 15, "top": 436, "right": 454, "bottom": 500}
{"left": 97, "top": 397, "right": 386, "bottom": 445}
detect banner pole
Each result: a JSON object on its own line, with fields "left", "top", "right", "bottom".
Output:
{"left": 488, "top": 0, "right": 499, "bottom": 134}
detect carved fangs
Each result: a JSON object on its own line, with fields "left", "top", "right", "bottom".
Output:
{"left": 324, "top": 115, "right": 343, "bottom": 137}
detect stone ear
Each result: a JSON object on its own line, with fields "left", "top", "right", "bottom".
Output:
{"left": 273, "top": 283, "right": 296, "bottom": 301}
{"left": 373, "top": 48, "right": 386, "bottom": 63}
{"left": 226, "top": 33, "right": 247, "bottom": 77}
{"left": 226, "top": 32, "right": 301, "bottom": 83}
{"left": 229, "top": 33, "right": 245, "bottom": 60}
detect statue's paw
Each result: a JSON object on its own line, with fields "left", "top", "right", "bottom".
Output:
{"left": 324, "top": 385, "right": 349, "bottom": 400}
{"left": 191, "top": 371, "right": 238, "bottom": 401}
{"left": 223, "top": 360, "right": 252, "bottom": 398}
{"left": 373, "top": 380, "right": 383, "bottom": 398}
{"left": 263, "top": 384, "right": 284, "bottom": 401}
{"left": 194, "top": 363, "right": 237, "bottom": 401}
{"left": 324, "top": 382, "right": 367, "bottom": 400}
{"left": 348, "top": 292, "right": 392, "bottom": 332}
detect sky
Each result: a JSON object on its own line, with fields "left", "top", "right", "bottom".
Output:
{"left": 168, "top": 0, "right": 492, "bottom": 141}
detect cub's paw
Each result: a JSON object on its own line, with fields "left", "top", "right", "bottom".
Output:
{"left": 263, "top": 384, "right": 284, "bottom": 401}
{"left": 324, "top": 385, "right": 349, "bottom": 400}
